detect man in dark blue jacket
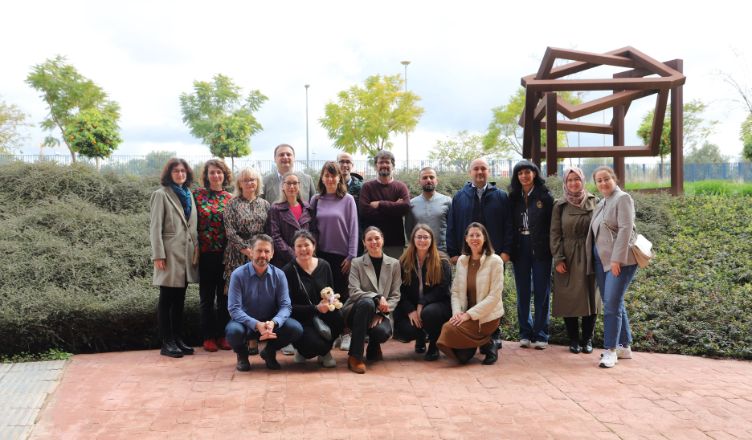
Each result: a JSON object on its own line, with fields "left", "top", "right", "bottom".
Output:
{"left": 446, "top": 158, "right": 513, "bottom": 348}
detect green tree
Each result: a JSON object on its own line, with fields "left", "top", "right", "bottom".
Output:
{"left": 741, "top": 114, "right": 752, "bottom": 161}
{"left": 685, "top": 142, "right": 726, "bottom": 164}
{"left": 26, "top": 55, "right": 120, "bottom": 162}
{"left": 320, "top": 74, "right": 424, "bottom": 157}
{"left": 0, "top": 99, "right": 29, "bottom": 154}
{"left": 64, "top": 108, "right": 122, "bottom": 169}
{"left": 637, "top": 100, "right": 717, "bottom": 172}
{"left": 429, "top": 130, "right": 488, "bottom": 172}
{"left": 483, "top": 87, "right": 581, "bottom": 157}
{"left": 179, "top": 74, "right": 266, "bottom": 167}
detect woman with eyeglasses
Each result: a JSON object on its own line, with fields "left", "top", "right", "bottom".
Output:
{"left": 395, "top": 224, "right": 452, "bottom": 361}
{"left": 269, "top": 172, "right": 313, "bottom": 269}
{"left": 149, "top": 158, "right": 199, "bottom": 358}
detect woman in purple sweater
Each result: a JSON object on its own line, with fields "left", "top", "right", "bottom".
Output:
{"left": 310, "top": 161, "right": 359, "bottom": 304}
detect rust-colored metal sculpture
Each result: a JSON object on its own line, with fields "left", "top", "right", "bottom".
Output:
{"left": 520, "top": 47, "right": 686, "bottom": 195}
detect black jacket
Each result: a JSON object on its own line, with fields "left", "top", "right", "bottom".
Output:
{"left": 510, "top": 185, "right": 554, "bottom": 261}
{"left": 396, "top": 258, "right": 452, "bottom": 314}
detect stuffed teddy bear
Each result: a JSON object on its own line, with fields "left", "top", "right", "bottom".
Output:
{"left": 320, "top": 287, "right": 343, "bottom": 311}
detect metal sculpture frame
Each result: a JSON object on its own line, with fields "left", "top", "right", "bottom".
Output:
{"left": 520, "top": 47, "right": 686, "bottom": 195}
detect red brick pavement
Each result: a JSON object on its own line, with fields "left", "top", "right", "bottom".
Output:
{"left": 31, "top": 341, "right": 752, "bottom": 439}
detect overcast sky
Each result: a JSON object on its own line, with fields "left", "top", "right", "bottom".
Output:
{"left": 2, "top": 0, "right": 750, "bottom": 163}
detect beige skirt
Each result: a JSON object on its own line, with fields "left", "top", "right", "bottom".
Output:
{"left": 436, "top": 318, "right": 500, "bottom": 360}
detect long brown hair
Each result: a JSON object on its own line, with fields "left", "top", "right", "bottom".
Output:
{"left": 160, "top": 158, "right": 194, "bottom": 187}
{"left": 199, "top": 158, "right": 233, "bottom": 189}
{"left": 317, "top": 160, "right": 348, "bottom": 197}
{"left": 400, "top": 224, "right": 444, "bottom": 286}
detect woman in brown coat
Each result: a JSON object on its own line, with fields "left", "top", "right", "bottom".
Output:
{"left": 149, "top": 158, "right": 199, "bottom": 358}
{"left": 550, "top": 167, "right": 600, "bottom": 354}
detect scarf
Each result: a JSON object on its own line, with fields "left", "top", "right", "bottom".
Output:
{"left": 563, "top": 166, "right": 588, "bottom": 209}
{"left": 170, "top": 183, "right": 192, "bottom": 220}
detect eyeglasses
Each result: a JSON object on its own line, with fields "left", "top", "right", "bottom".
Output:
{"left": 240, "top": 178, "right": 257, "bottom": 183}
{"left": 415, "top": 235, "right": 431, "bottom": 241}
{"left": 284, "top": 181, "right": 300, "bottom": 186}
{"left": 171, "top": 169, "right": 187, "bottom": 174}
{"left": 338, "top": 160, "right": 352, "bottom": 165}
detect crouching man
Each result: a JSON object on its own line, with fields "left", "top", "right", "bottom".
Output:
{"left": 225, "top": 234, "right": 303, "bottom": 371}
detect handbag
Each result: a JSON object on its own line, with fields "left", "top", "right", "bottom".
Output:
{"left": 603, "top": 222, "right": 654, "bottom": 268}
{"left": 293, "top": 264, "right": 332, "bottom": 341}
{"left": 631, "top": 233, "right": 654, "bottom": 268}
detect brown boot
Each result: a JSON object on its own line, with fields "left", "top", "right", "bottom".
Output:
{"left": 347, "top": 355, "right": 366, "bottom": 374}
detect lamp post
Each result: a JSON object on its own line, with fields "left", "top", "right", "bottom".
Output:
{"left": 401, "top": 60, "right": 410, "bottom": 169}
{"left": 305, "top": 84, "right": 310, "bottom": 168}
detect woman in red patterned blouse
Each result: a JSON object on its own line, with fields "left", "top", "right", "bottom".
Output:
{"left": 193, "top": 159, "right": 233, "bottom": 352}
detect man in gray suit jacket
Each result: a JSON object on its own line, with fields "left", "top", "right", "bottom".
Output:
{"left": 262, "top": 144, "right": 316, "bottom": 203}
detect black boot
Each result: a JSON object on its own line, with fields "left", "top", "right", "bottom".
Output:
{"left": 569, "top": 340, "right": 581, "bottom": 354}
{"left": 236, "top": 350, "right": 251, "bottom": 371}
{"left": 414, "top": 336, "right": 426, "bottom": 354}
{"left": 581, "top": 338, "right": 593, "bottom": 354}
{"left": 175, "top": 338, "right": 194, "bottom": 355}
{"left": 160, "top": 339, "right": 183, "bottom": 358}
{"left": 424, "top": 341, "right": 439, "bottom": 361}
{"left": 454, "top": 348, "right": 476, "bottom": 364}
{"left": 481, "top": 342, "right": 498, "bottom": 365}
{"left": 492, "top": 328, "right": 502, "bottom": 349}
{"left": 260, "top": 346, "right": 281, "bottom": 370}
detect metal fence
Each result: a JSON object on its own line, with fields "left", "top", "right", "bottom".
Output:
{"left": 1, "top": 153, "right": 750, "bottom": 182}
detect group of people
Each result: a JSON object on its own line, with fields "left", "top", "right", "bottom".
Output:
{"left": 149, "top": 143, "right": 640, "bottom": 373}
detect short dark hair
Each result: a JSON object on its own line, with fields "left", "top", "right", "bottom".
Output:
{"left": 317, "top": 161, "right": 348, "bottom": 198}
{"left": 292, "top": 229, "right": 317, "bottom": 249}
{"left": 160, "top": 158, "right": 194, "bottom": 187}
{"left": 373, "top": 150, "right": 395, "bottom": 166}
{"left": 461, "top": 222, "right": 495, "bottom": 256}
{"left": 252, "top": 234, "right": 273, "bottom": 248}
{"left": 363, "top": 226, "right": 384, "bottom": 240}
{"left": 199, "top": 159, "right": 233, "bottom": 189}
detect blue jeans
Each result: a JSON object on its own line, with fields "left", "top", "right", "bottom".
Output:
{"left": 225, "top": 318, "right": 303, "bottom": 354}
{"left": 593, "top": 246, "right": 637, "bottom": 350}
{"left": 513, "top": 235, "right": 552, "bottom": 342}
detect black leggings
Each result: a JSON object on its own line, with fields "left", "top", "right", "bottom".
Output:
{"left": 393, "top": 302, "right": 451, "bottom": 343}
{"left": 198, "top": 252, "right": 229, "bottom": 340}
{"left": 158, "top": 286, "right": 186, "bottom": 341}
{"left": 564, "top": 315, "right": 597, "bottom": 342}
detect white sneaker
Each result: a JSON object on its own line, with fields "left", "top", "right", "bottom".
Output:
{"left": 534, "top": 341, "right": 548, "bottom": 350}
{"left": 616, "top": 345, "right": 633, "bottom": 359}
{"left": 599, "top": 350, "right": 618, "bottom": 368}
{"left": 339, "top": 334, "right": 351, "bottom": 351}
{"left": 333, "top": 336, "right": 342, "bottom": 349}
{"left": 281, "top": 343, "right": 295, "bottom": 356}
{"left": 318, "top": 351, "right": 336, "bottom": 368}
{"left": 293, "top": 350, "right": 306, "bottom": 363}
{"left": 519, "top": 339, "right": 532, "bottom": 348}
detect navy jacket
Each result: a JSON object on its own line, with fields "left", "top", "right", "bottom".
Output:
{"left": 446, "top": 182, "right": 513, "bottom": 258}
{"left": 509, "top": 185, "right": 554, "bottom": 261}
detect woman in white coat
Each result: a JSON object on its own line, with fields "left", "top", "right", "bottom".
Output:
{"left": 150, "top": 158, "right": 200, "bottom": 358}
{"left": 437, "top": 222, "right": 504, "bottom": 365}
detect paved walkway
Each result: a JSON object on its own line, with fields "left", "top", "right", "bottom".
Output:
{"left": 0, "top": 360, "right": 66, "bottom": 440}
{"left": 27, "top": 341, "right": 752, "bottom": 439}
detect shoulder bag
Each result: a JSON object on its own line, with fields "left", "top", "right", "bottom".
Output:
{"left": 293, "top": 264, "right": 332, "bottom": 341}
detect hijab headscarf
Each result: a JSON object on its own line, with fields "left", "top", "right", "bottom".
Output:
{"left": 562, "top": 166, "right": 588, "bottom": 208}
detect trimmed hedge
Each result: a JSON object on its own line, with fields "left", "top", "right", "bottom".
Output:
{"left": 1, "top": 162, "right": 750, "bottom": 359}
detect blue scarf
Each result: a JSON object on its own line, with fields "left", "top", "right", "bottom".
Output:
{"left": 170, "top": 183, "right": 192, "bottom": 220}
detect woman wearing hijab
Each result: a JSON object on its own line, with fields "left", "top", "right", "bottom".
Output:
{"left": 550, "top": 167, "right": 600, "bottom": 354}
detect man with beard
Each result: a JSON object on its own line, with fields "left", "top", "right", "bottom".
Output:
{"left": 405, "top": 167, "right": 452, "bottom": 253}
{"left": 263, "top": 144, "right": 316, "bottom": 203}
{"left": 359, "top": 150, "right": 411, "bottom": 259}
{"left": 225, "top": 234, "right": 303, "bottom": 371}
{"left": 446, "top": 158, "right": 513, "bottom": 350}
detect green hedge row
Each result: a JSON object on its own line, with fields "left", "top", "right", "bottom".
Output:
{"left": 0, "top": 162, "right": 750, "bottom": 359}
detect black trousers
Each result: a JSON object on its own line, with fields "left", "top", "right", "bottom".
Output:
{"left": 198, "top": 252, "right": 229, "bottom": 340}
{"left": 294, "top": 310, "right": 345, "bottom": 358}
{"left": 393, "top": 301, "right": 452, "bottom": 343}
{"left": 158, "top": 285, "right": 186, "bottom": 341}
{"left": 564, "top": 315, "right": 597, "bottom": 342}
{"left": 317, "top": 250, "right": 350, "bottom": 304}
{"left": 347, "top": 298, "right": 392, "bottom": 360}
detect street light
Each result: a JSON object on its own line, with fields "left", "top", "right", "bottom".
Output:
{"left": 401, "top": 60, "right": 410, "bottom": 169}
{"left": 305, "top": 84, "right": 310, "bottom": 168}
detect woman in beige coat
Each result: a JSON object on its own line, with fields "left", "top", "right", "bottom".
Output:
{"left": 437, "top": 222, "right": 504, "bottom": 365}
{"left": 343, "top": 226, "right": 401, "bottom": 374}
{"left": 149, "top": 158, "right": 199, "bottom": 358}
{"left": 550, "top": 167, "right": 600, "bottom": 355}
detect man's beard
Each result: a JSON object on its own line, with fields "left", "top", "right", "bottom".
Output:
{"left": 253, "top": 257, "right": 269, "bottom": 268}
{"left": 422, "top": 184, "right": 435, "bottom": 193}
{"left": 378, "top": 168, "right": 391, "bottom": 177}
